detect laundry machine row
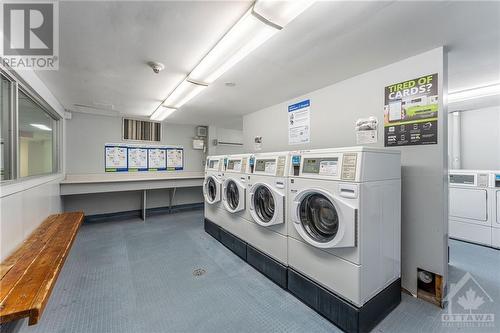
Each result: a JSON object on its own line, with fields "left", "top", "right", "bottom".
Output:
{"left": 448, "top": 169, "right": 500, "bottom": 249}
{"left": 203, "top": 147, "right": 402, "bottom": 333}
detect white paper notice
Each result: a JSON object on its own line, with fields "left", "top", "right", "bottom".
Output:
{"left": 356, "top": 130, "right": 378, "bottom": 144}
{"left": 128, "top": 148, "right": 148, "bottom": 170}
{"left": 288, "top": 100, "right": 310, "bottom": 145}
{"left": 167, "top": 149, "right": 183, "bottom": 170}
{"left": 319, "top": 160, "right": 338, "bottom": 176}
{"left": 232, "top": 160, "right": 242, "bottom": 172}
{"left": 264, "top": 161, "right": 276, "bottom": 174}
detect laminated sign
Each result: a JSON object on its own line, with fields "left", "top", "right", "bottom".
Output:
{"left": 288, "top": 99, "right": 310, "bottom": 145}
{"left": 384, "top": 74, "right": 438, "bottom": 146}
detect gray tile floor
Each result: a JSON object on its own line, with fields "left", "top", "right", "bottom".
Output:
{"left": 2, "top": 210, "right": 500, "bottom": 333}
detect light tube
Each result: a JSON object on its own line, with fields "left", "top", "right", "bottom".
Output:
{"left": 188, "top": 9, "right": 278, "bottom": 84}
{"left": 253, "top": 0, "right": 316, "bottom": 28}
{"left": 448, "top": 83, "right": 500, "bottom": 103}
{"left": 163, "top": 78, "right": 208, "bottom": 109}
{"left": 30, "top": 123, "right": 52, "bottom": 131}
{"left": 150, "top": 107, "right": 177, "bottom": 121}
{"left": 153, "top": 0, "right": 315, "bottom": 117}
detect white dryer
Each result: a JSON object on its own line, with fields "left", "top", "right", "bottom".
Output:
{"left": 490, "top": 171, "right": 500, "bottom": 249}
{"left": 287, "top": 147, "right": 401, "bottom": 308}
{"left": 203, "top": 155, "right": 226, "bottom": 228}
{"left": 448, "top": 170, "right": 492, "bottom": 247}
{"left": 245, "top": 152, "right": 291, "bottom": 266}
{"left": 218, "top": 154, "right": 253, "bottom": 240}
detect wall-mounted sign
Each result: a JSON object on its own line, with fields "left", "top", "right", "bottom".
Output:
{"left": 148, "top": 148, "right": 167, "bottom": 171}
{"left": 355, "top": 116, "right": 378, "bottom": 145}
{"left": 128, "top": 147, "right": 148, "bottom": 171}
{"left": 105, "top": 145, "right": 128, "bottom": 172}
{"left": 288, "top": 99, "right": 310, "bottom": 145}
{"left": 384, "top": 74, "right": 438, "bottom": 146}
{"left": 104, "top": 144, "right": 184, "bottom": 172}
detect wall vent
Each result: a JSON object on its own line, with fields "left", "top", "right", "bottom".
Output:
{"left": 122, "top": 118, "right": 161, "bottom": 142}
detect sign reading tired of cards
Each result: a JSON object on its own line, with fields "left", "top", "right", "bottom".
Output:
{"left": 384, "top": 74, "right": 438, "bottom": 147}
{"left": 288, "top": 99, "right": 310, "bottom": 145}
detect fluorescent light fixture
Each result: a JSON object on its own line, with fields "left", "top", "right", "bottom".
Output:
{"left": 253, "top": 0, "right": 316, "bottom": 28}
{"left": 30, "top": 123, "right": 52, "bottom": 131}
{"left": 448, "top": 83, "right": 500, "bottom": 103}
{"left": 189, "top": 9, "right": 278, "bottom": 84}
{"left": 189, "top": 0, "right": 315, "bottom": 84}
{"left": 163, "top": 78, "right": 208, "bottom": 109}
{"left": 154, "top": 0, "right": 315, "bottom": 116}
{"left": 150, "top": 106, "right": 177, "bottom": 121}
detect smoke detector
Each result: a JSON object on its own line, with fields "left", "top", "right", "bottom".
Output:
{"left": 148, "top": 61, "right": 165, "bottom": 74}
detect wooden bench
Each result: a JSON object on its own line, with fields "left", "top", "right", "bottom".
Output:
{"left": 0, "top": 212, "right": 84, "bottom": 325}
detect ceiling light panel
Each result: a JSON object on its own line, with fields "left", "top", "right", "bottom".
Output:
{"left": 253, "top": 0, "right": 315, "bottom": 28}
{"left": 150, "top": 106, "right": 177, "bottom": 121}
{"left": 188, "top": 8, "right": 278, "bottom": 84}
{"left": 448, "top": 83, "right": 500, "bottom": 103}
{"left": 163, "top": 78, "right": 208, "bottom": 108}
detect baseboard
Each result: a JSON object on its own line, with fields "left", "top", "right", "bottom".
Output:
{"left": 204, "top": 218, "right": 221, "bottom": 241}
{"left": 288, "top": 268, "right": 401, "bottom": 333}
{"left": 219, "top": 228, "right": 247, "bottom": 261}
{"left": 246, "top": 245, "right": 287, "bottom": 289}
{"left": 84, "top": 202, "right": 203, "bottom": 223}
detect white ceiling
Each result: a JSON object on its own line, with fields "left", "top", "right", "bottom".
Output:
{"left": 36, "top": 1, "right": 500, "bottom": 129}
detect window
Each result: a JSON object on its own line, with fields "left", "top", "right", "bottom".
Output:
{"left": 1, "top": 74, "right": 13, "bottom": 180}
{"left": 0, "top": 69, "right": 60, "bottom": 183}
{"left": 18, "top": 90, "right": 58, "bottom": 177}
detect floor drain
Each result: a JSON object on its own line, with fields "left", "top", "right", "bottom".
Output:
{"left": 193, "top": 268, "right": 206, "bottom": 277}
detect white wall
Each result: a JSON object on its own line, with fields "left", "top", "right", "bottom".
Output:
{"left": 63, "top": 112, "right": 205, "bottom": 215}
{"left": 208, "top": 126, "right": 244, "bottom": 155}
{"left": 243, "top": 48, "right": 448, "bottom": 296}
{"left": 1, "top": 178, "right": 62, "bottom": 261}
{"left": 66, "top": 112, "right": 205, "bottom": 174}
{"left": 449, "top": 106, "right": 500, "bottom": 170}
{"left": 0, "top": 70, "right": 65, "bottom": 261}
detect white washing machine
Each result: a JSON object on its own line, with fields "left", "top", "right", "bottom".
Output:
{"left": 448, "top": 169, "right": 492, "bottom": 247}
{"left": 218, "top": 154, "right": 253, "bottom": 240}
{"left": 203, "top": 155, "right": 226, "bottom": 228}
{"left": 287, "top": 147, "right": 401, "bottom": 307}
{"left": 490, "top": 171, "right": 500, "bottom": 249}
{"left": 245, "top": 151, "right": 291, "bottom": 265}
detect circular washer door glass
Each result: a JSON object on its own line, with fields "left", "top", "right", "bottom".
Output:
{"left": 253, "top": 185, "right": 275, "bottom": 223}
{"left": 299, "top": 193, "right": 339, "bottom": 243}
{"left": 226, "top": 180, "right": 240, "bottom": 210}
{"left": 206, "top": 177, "right": 217, "bottom": 202}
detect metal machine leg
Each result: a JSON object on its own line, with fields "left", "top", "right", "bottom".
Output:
{"left": 169, "top": 187, "right": 177, "bottom": 213}
{"left": 141, "top": 189, "right": 147, "bottom": 221}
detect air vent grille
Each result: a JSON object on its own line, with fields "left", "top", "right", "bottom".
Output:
{"left": 122, "top": 118, "right": 161, "bottom": 142}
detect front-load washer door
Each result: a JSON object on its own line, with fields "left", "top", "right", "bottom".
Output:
{"left": 203, "top": 175, "right": 221, "bottom": 204}
{"left": 223, "top": 178, "right": 245, "bottom": 213}
{"left": 249, "top": 183, "right": 284, "bottom": 226}
{"left": 291, "top": 189, "right": 356, "bottom": 248}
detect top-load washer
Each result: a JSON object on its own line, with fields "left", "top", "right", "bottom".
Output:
{"left": 490, "top": 171, "right": 500, "bottom": 249}
{"left": 203, "top": 155, "right": 226, "bottom": 228}
{"left": 448, "top": 169, "right": 492, "bottom": 247}
{"left": 245, "top": 151, "right": 291, "bottom": 266}
{"left": 287, "top": 147, "right": 401, "bottom": 308}
{"left": 219, "top": 154, "right": 253, "bottom": 240}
